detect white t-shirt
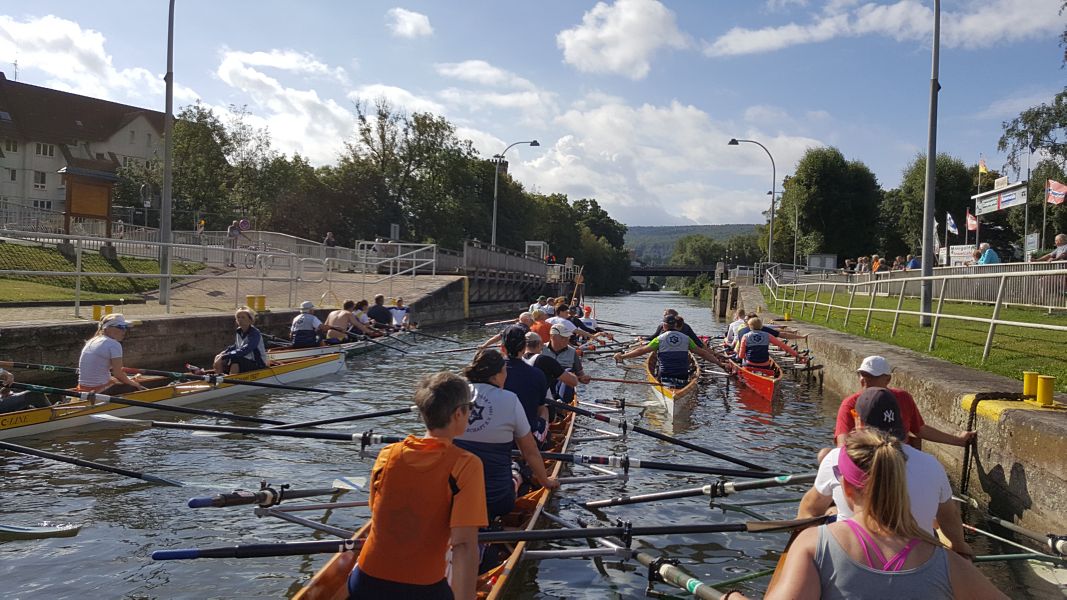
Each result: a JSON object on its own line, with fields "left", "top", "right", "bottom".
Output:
{"left": 78, "top": 336, "right": 123, "bottom": 387}
{"left": 547, "top": 316, "right": 576, "bottom": 335}
{"left": 389, "top": 306, "right": 410, "bottom": 326}
{"left": 1052, "top": 243, "right": 1067, "bottom": 260}
{"left": 290, "top": 313, "right": 323, "bottom": 333}
{"left": 353, "top": 309, "right": 371, "bottom": 325}
{"left": 815, "top": 445, "right": 951, "bottom": 532}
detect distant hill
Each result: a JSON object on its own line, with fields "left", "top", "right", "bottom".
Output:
{"left": 625, "top": 224, "right": 757, "bottom": 263}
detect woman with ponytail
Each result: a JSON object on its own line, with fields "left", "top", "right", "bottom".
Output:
{"left": 767, "top": 428, "right": 1005, "bottom": 599}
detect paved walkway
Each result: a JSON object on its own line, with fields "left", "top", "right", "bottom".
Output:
{"left": 0, "top": 267, "right": 464, "bottom": 326}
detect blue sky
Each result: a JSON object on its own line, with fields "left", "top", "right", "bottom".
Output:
{"left": 1, "top": 1, "right": 1063, "bottom": 225}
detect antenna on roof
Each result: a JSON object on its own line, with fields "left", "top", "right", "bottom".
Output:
{"left": 12, "top": 59, "right": 17, "bottom": 81}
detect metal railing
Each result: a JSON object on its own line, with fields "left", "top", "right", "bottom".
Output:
{"left": 764, "top": 266, "right": 1067, "bottom": 362}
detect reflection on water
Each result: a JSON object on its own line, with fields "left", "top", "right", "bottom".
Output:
{"left": 0, "top": 292, "right": 1054, "bottom": 598}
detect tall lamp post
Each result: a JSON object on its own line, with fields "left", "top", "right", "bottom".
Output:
{"left": 919, "top": 0, "right": 941, "bottom": 326}
{"left": 491, "top": 140, "right": 539, "bottom": 248}
{"left": 729, "top": 138, "right": 776, "bottom": 263}
{"left": 158, "top": 0, "right": 175, "bottom": 305}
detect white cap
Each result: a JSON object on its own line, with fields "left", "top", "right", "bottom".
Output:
{"left": 857, "top": 355, "right": 892, "bottom": 377}
{"left": 102, "top": 314, "right": 131, "bottom": 329}
{"left": 549, "top": 324, "right": 569, "bottom": 337}
{"left": 300, "top": 301, "right": 315, "bottom": 312}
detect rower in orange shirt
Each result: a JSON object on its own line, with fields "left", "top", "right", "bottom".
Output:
{"left": 348, "top": 372, "right": 488, "bottom": 600}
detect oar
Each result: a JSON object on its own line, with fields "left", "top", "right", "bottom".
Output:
{"left": 483, "top": 318, "right": 517, "bottom": 327}
{"left": 265, "top": 406, "right": 418, "bottom": 430}
{"left": 417, "top": 345, "right": 482, "bottom": 355}
{"left": 325, "top": 326, "right": 410, "bottom": 354}
{"left": 378, "top": 331, "right": 416, "bottom": 346}
{"left": 7, "top": 361, "right": 80, "bottom": 374}
{"left": 585, "top": 472, "right": 817, "bottom": 508}
{"left": 188, "top": 486, "right": 346, "bottom": 508}
{"left": 406, "top": 330, "right": 462, "bottom": 344}
{"left": 151, "top": 517, "right": 826, "bottom": 560}
{"left": 92, "top": 415, "right": 407, "bottom": 445}
{"left": 122, "top": 367, "right": 356, "bottom": 395}
{"left": 517, "top": 450, "right": 779, "bottom": 479}
{"left": 0, "top": 440, "right": 184, "bottom": 487}
{"left": 548, "top": 401, "right": 769, "bottom": 471}
{"left": 10, "top": 382, "right": 287, "bottom": 426}
{"left": 587, "top": 376, "right": 671, "bottom": 386}
{"left": 593, "top": 319, "right": 640, "bottom": 329}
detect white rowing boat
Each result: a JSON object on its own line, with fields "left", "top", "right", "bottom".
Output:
{"left": 0, "top": 353, "right": 345, "bottom": 441}
{"left": 644, "top": 353, "right": 701, "bottom": 420}
{"left": 268, "top": 331, "right": 416, "bottom": 359}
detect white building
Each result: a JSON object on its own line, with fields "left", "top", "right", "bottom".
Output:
{"left": 0, "top": 72, "right": 164, "bottom": 228}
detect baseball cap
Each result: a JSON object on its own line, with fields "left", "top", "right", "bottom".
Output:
{"left": 501, "top": 325, "right": 527, "bottom": 356}
{"left": 300, "top": 301, "right": 315, "bottom": 312}
{"left": 857, "top": 356, "right": 892, "bottom": 377}
{"left": 854, "top": 387, "right": 906, "bottom": 439}
{"left": 537, "top": 295, "right": 547, "bottom": 302}
{"left": 549, "top": 324, "right": 569, "bottom": 337}
{"left": 102, "top": 314, "right": 131, "bottom": 329}
{"left": 662, "top": 314, "right": 678, "bottom": 327}
{"left": 525, "top": 331, "right": 542, "bottom": 344}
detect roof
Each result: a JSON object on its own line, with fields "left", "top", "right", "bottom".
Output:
{"left": 0, "top": 72, "right": 166, "bottom": 145}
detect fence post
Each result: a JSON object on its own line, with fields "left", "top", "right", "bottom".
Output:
{"left": 234, "top": 252, "right": 241, "bottom": 309}
{"left": 890, "top": 280, "right": 907, "bottom": 337}
{"left": 981, "top": 276, "right": 1008, "bottom": 363}
{"left": 863, "top": 280, "right": 877, "bottom": 333}
{"left": 809, "top": 283, "right": 821, "bottom": 319}
{"left": 825, "top": 285, "right": 837, "bottom": 323}
{"left": 74, "top": 238, "right": 83, "bottom": 318}
{"left": 928, "top": 279, "right": 948, "bottom": 351}
{"left": 843, "top": 285, "right": 857, "bottom": 327}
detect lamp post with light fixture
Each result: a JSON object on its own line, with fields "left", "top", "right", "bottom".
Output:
{"left": 729, "top": 138, "right": 776, "bottom": 263}
{"left": 491, "top": 140, "right": 539, "bottom": 248}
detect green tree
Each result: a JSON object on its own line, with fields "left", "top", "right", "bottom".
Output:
{"left": 573, "top": 198, "right": 627, "bottom": 249}
{"left": 171, "top": 102, "right": 234, "bottom": 229}
{"left": 998, "top": 88, "right": 1067, "bottom": 174}
{"left": 780, "top": 147, "right": 881, "bottom": 263}
{"left": 897, "top": 153, "right": 973, "bottom": 252}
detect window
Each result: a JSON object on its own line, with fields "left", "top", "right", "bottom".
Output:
{"left": 3, "top": 139, "right": 16, "bottom": 153}
{"left": 96, "top": 153, "right": 105, "bottom": 160}
{"left": 33, "top": 170, "right": 46, "bottom": 190}
{"left": 7, "top": 168, "right": 14, "bottom": 182}
{"left": 146, "top": 132, "right": 152, "bottom": 145}
{"left": 35, "top": 143, "right": 55, "bottom": 157}
{"left": 32, "top": 199, "right": 53, "bottom": 210}
{"left": 129, "top": 130, "right": 136, "bottom": 143}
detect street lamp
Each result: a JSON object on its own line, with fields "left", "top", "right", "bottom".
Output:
{"left": 491, "top": 139, "right": 539, "bottom": 248}
{"left": 730, "top": 138, "right": 776, "bottom": 263}
{"left": 159, "top": 0, "right": 175, "bottom": 305}
{"left": 919, "top": 0, "right": 940, "bottom": 326}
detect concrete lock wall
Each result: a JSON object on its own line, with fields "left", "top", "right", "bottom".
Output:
{"left": 4, "top": 277, "right": 525, "bottom": 386}
{"left": 739, "top": 286, "right": 1067, "bottom": 536}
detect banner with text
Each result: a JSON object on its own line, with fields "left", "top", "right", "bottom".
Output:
{"left": 973, "top": 181, "right": 1028, "bottom": 216}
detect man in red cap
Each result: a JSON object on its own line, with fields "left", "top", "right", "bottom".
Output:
{"left": 800, "top": 387, "right": 973, "bottom": 558}
{"left": 834, "top": 355, "right": 975, "bottom": 449}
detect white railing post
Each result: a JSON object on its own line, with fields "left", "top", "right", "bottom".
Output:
{"left": 982, "top": 276, "right": 1008, "bottom": 363}
{"left": 928, "top": 279, "right": 949, "bottom": 351}
{"left": 825, "top": 284, "right": 837, "bottom": 323}
{"left": 890, "top": 280, "right": 907, "bottom": 337}
{"left": 843, "top": 285, "right": 857, "bottom": 327}
{"left": 74, "top": 238, "right": 83, "bottom": 318}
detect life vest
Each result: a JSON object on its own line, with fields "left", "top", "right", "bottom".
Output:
{"left": 741, "top": 330, "right": 771, "bottom": 364}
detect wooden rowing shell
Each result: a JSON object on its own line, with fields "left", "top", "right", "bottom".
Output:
{"left": 644, "top": 353, "right": 701, "bottom": 420}
{"left": 0, "top": 523, "right": 82, "bottom": 541}
{"left": 292, "top": 396, "right": 580, "bottom": 600}
{"left": 0, "top": 354, "right": 345, "bottom": 441}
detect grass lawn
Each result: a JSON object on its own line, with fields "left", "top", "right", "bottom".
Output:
{"left": 0, "top": 243, "right": 203, "bottom": 296}
{"left": 762, "top": 286, "right": 1067, "bottom": 392}
{"left": 0, "top": 280, "right": 133, "bottom": 302}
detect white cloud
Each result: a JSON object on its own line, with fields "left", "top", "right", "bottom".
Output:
{"left": 515, "top": 95, "right": 824, "bottom": 225}
{"left": 454, "top": 126, "right": 505, "bottom": 159}
{"left": 705, "top": 0, "right": 1062, "bottom": 57}
{"left": 385, "top": 8, "right": 433, "bottom": 38}
{"left": 435, "top": 60, "right": 534, "bottom": 90}
{"left": 766, "top": 0, "right": 809, "bottom": 10}
{"left": 347, "top": 84, "right": 445, "bottom": 115}
{"left": 556, "top": 0, "right": 690, "bottom": 80}
{"left": 0, "top": 14, "right": 170, "bottom": 102}
{"left": 972, "top": 88, "right": 1062, "bottom": 120}
{"left": 216, "top": 49, "right": 355, "bottom": 164}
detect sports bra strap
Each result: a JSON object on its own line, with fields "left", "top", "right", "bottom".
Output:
{"left": 843, "top": 519, "right": 920, "bottom": 572}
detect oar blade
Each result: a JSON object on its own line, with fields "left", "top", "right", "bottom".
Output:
{"left": 745, "top": 515, "right": 828, "bottom": 534}
{"left": 90, "top": 414, "right": 152, "bottom": 426}
{"left": 331, "top": 476, "right": 367, "bottom": 491}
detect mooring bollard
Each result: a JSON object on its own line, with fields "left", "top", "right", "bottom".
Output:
{"left": 1022, "top": 371, "right": 1039, "bottom": 398}
{"left": 104, "top": 305, "right": 114, "bottom": 315}
{"left": 1036, "top": 376, "right": 1055, "bottom": 407}
{"left": 255, "top": 295, "right": 266, "bottom": 312}
{"left": 246, "top": 295, "right": 256, "bottom": 310}
{"left": 92, "top": 305, "right": 103, "bottom": 321}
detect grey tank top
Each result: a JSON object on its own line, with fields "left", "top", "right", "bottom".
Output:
{"left": 814, "top": 525, "right": 953, "bottom": 600}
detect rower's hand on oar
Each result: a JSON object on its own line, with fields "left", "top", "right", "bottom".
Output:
{"left": 539, "top": 476, "right": 560, "bottom": 490}
{"left": 612, "top": 352, "right": 624, "bottom": 363}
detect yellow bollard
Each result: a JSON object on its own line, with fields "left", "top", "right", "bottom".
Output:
{"left": 246, "top": 295, "right": 256, "bottom": 310}
{"left": 783, "top": 310, "right": 792, "bottom": 321}
{"left": 1037, "top": 376, "right": 1055, "bottom": 407}
{"left": 1022, "top": 371, "right": 1039, "bottom": 397}
{"left": 255, "top": 295, "right": 266, "bottom": 312}
{"left": 104, "top": 305, "right": 114, "bottom": 315}
{"left": 92, "top": 305, "right": 102, "bottom": 321}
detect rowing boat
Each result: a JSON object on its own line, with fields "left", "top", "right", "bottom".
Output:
{"left": 268, "top": 330, "right": 416, "bottom": 359}
{"left": 644, "top": 353, "right": 701, "bottom": 420}
{"left": 733, "top": 359, "right": 782, "bottom": 401}
{"left": 292, "top": 398, "right": 579, "bottom": 600}
{"left": 0, "top": 523, "right": 82, "bottom": 541}
{"left": 0, "top": 353, "right": 345, "bottom": 441}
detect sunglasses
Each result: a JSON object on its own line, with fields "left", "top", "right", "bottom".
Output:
{"left": 111, "top": 324, "right": 130, "bottom": 330}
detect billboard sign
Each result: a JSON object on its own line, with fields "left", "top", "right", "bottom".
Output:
{"left": 973, "top": 181, "right": 1027, "bottom": 216}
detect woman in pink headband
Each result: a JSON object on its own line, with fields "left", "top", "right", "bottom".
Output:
{"left": 763, "top": 429, "right": 1006, "bottom": 599}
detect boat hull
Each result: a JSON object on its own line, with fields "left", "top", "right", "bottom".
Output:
{"left": 268, "top": 331, "right": 416, "bottom": 360}
{"left": 735, "top": 359, "right": 782, "bottom": 401}
{"left": 292, "top": 397, "right": 580, "bottom": 600}
{"left": 0, "top": 353, "right": 345, "bottom": 441}
{"left": 644, "top": 353, "right": 701, "bottom": 420}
